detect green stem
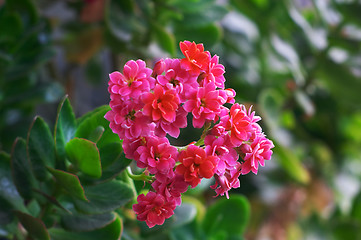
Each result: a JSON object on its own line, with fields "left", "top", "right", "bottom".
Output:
{"left": 126, "top": 167, "right": 154, "bottom": 182}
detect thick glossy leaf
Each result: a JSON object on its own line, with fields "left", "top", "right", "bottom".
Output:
{"left": 75, "top": 105, "right": 120, "bottom": 148}
{"left": 97, "top": 142, "right": 131, "bottom": 182}
{"left": 50, "top": 214, "right": 123, "bottom": 240}
{"left": 27, "top": 116, "right": 55, "bottom": 181}
{"left": 61, "top": 212, "right": 115, "bottom": 232}
{"left": 202, "top": 195, "right": 250, "bottom": 236}
{"left": 54, "top": 96, "right": 76, "bottom": 167}
{"left": 16, "top": 211, "right": 50, "bottom": 240}
{"left": 10, "top": 138, "right": 37, "bottom": 200}
{"left": 33, "top": 189, "right": 71, "bottom": 214}
{"left": 73, "top": 180, "right": 134, "bottom": 214}
{"left": 0, "top": 151, "right": 26, "bottom": 213}
{"left": 47, "top": 167, "right": 88, "bottom": 201}
{"left": 65, "top": 138, "right": 101, "bottom": 178}
{"left": 0, "top": 196, "right": 14, "bottom": 225}
{"left": 274, "top": 144, "right": 310, "bottom": 184}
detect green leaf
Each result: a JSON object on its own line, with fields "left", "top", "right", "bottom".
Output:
{"left": 180, "top": 5, "right": 228, "bottom": 28}
{"left": 27, "top": 116, "right": 55, "bottom": 181}
{"left": 75, "top": 105, "right": 120, "bottom": 148}
{"left": 50, "top": 214, "right": 123, "bottom": 240}
{"left": 351, "top": 191, "right": 361, "bottom": 223}
{"left": 61, "top": 212, "right": 116, "bottom": 232}
{"left": 16, "top": 211, "right": 50, "bottom": 240}
{"left": 0, "top": 151, "right": 26, "bottom": 213}
{"left": 202, "top": 195, "right": 250, "bottom": 236}
{"left": 97, "top": 142, "right": 131, "bottom": 182}
{"left": 169, "top": 203, "right": 197, "bottom": 228}
{"left": 274, "top": 144, "right": 310, "bottom": 184}
{"left": 73, "top": 180, "right": 134, "bottom": 214}
{"left": 175, "top": 23, "right": 222, "bottom": 48}
{"left": 0, "top": 196, "right": 14, "bottom": 225}
{"left": 65, "top": 138, "right": 102, "bottom": 178}
{"left": 153, "top": 23, "right": 176, "bottom": 56}
{"left": 331, "top": 220, "right": 361, "bottom": 240}
{"left": 11, "top": 138, "right": 37, "bottom": 200}
{"left": 47, "top": 167, "right": 88, "bottom": 201}
{"left": 54, "top": 96, "right": 76, "bottom": 168}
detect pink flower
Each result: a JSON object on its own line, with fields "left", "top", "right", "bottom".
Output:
{"left": 105, "top": 99, "right": 151, "bottom": 139}
{"left": 183, "top": 83, "right": 225, "bottom": 128}
{"left": 135, "top": 136, "right": 178, "bottom": 175}
{"left": 122, "top": 136, "right": 149, "bottom": 160}
{"left": 152, "top": 171, "right": 189, "bottom": 206}
{"left": 108, "top": 60, "right": 155, "bottom": 101}
{"left": 180, "top": 41, "right": 210, "bottom": 75}
{"left": 201, "top": 54, "right": 226, "bottom": 89}
{"left": 133, "top": 192, "right": 176, "bottom": 228}
{"left": 176, "top": 145, "right": 218, "bottom": 188}
{"left": 240, "top": 134, "right": 274, "bottom": 175}
{"left": 157, "top": 58, "right": 198, "bottom": 102}
{"left": 222, "top": 104, "right": 261, "bottom": 147}
{"left": 219, "top": 88, "right": 236, "bottom": 104}
{"left": 142, "top": 84, "right": 180, "bottom": 123}
{"left": 211, "top": 164, "right": 241, "bottom": 199}
{"left": 154, "top": 106, "right": 188, "bottom": 138}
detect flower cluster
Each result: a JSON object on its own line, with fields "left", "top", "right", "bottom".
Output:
{"left": 105, "top": 41, "right": 274, "bottom": 228}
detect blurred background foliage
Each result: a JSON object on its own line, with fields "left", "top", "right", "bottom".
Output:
{"left": 1, "top": 0, "right": 361, "bottom": 239}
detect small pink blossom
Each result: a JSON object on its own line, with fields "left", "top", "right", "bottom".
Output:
{"left": 211, "top": 164, "right": 241, "bottom": 199}
{"left": 221, "top": 104, "right": 261, "bottom": 147}
{"left": 157, "top": 58, "right": 198, "bottom": 102}
{"left": 133, "top": 192, "right": 176, "bottom": 228}
{"left": 183, "top": 83, "right": 225, "bottom": 128}
{"left": 135, "top": 136, "right": 178, "bottom": 175}
{"left": 108, "top": 60, "right": 155, "bottom": 100}
{"left": 201, "top": 54, "right": 226, "bottom": 89}
{"left": 105, "top": 99, "right": 151, "bottom": 139}
{"left": 176, "top": 145, "right": 218, "bottom": 188}
{"left": 152, "top": 171, "right": 189, "bottom": 206}
{"left": 240, "top": 134, "right": 274, "bottom": 175}
{"left": 155, "top": 106, "right": 188, "bottom": 138}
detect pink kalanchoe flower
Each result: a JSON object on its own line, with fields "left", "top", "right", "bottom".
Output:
{"left": 155, "top": 106, "right": 188, "bottom": 138}
{"left": 108, "top": 60, "right": 155, "bottom": 100}
{"left": 142, "top": 84, "right": 180, "bottom": 124}
{"left": 221, "top": 103, "right": 261, "bottom": 147}
{"left": 200, "top": 54, "right": 226, "bottom": 89}
{"left": 240, "top": 133, "right": 274, "bottom": 175}
{"left": 135, "top": 135, "right": 178, "bottom": 175}
{"left": 157, "top": 58, "right": 198, "bottom": 102}
{"left": 183, "top": 83, "right": 225, "bottom": 128}
{"left": 152, "top": 59, "right": 166, "bottom": 77}
{"left": 176, "top": 145, "right": 218, "bottom": 188}
{"left": 133, "top": 191, "right": 176, "bottom": 228}
{"left": 105, "top": 99, "right": 151, "bottom": 139}
{"left": 211, "top": 163, "right": 242, "bottom": 199}
{"left": 152, "top": 171, "right": 189, "bottom": 206}
{"left": 180, "top": 41, "right": 210, "bottom": 76}
{"left": 219, "top": 88, "right": 236, "bottom": 104}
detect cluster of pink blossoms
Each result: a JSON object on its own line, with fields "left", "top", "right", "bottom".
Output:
{"left": 105, "top": 41, "right": 274, "bottom": 228}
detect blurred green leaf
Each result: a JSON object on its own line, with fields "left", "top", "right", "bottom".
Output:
{"left": 47, "top": 167, "right": 88, "bottom": 201}
{"left": 65, "top": 138, "right": 102, "bottom": 179}
{"left": 180, "top": 5, "right": 228, "bottom": 28}
{"left": 61, "top": 212, "right": 115, "bottom": 232}
{"left": 0, "top": 196, "right": 14, "bottom": 225}
{"left": 73, "top": 180, "right": 134, "bottom": 214}
{"left": 54, "top": 96, "right": 76, "bottom": 168}
{"left": 175, "top": 23, "right": 222, "bottom": 48}
{"left": 16, "top": 211, "right": 50, "bottom": 240}
{"left": 273, "top": 144, "right": 310, "bottom": 184}
{"left": 153, "top": 23, "right": 176, "bottom": 56}
{"left": 331, "top": 220, "right": 361, "bottom": 240}
{"left": 202, "top": 195, "right": 250, "bottom": 237}
{"left": 10, "top": 138, "right": 37, "bottom": 200}
{"left": 50, "top": 214, "right": 123, "bottom": 240}
{"left": 75, "top": 105, "right": 120, "bottom": 148}
{"left": 27, "top": 116, "right": 55, "bottom": 181}
{"left": 351, "top": 191, "right": 361, "bottom": 223}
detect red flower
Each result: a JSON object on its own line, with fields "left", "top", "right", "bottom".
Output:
{"left": 142, "top": 84, "right": 180, "bottom": 123}
{"left": 176, "top": 145, "right": 218, "bottom": 188}
{"left": 180, "top": 41, "right": 210, "bottom": 75}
